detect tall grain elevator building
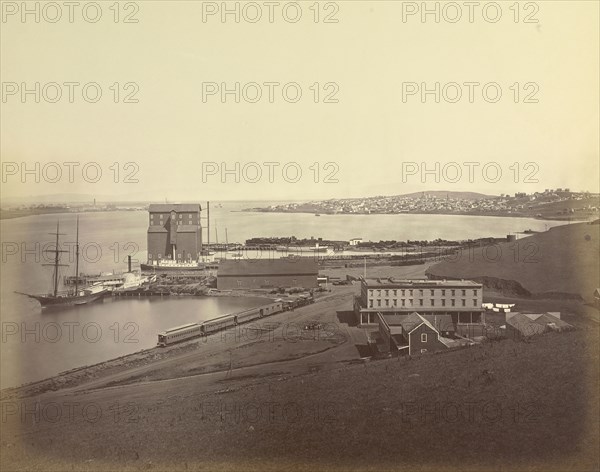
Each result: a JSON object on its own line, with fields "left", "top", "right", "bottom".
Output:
{"left": 147, "top": 204, "right": 202, "bottom": 263}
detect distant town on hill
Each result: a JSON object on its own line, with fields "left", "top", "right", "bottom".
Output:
{"left": 244, "top": 189, "right": 600, "bottom": 221}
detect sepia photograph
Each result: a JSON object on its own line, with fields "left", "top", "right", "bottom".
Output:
{"left": 1, "top": 1, "right": 599, "bottom": 471}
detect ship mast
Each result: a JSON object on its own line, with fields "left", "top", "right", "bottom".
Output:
{"left": 42, "top": 221, "right": 68, "bottom": 297}
{"left": 74, "top": 216, "right": 80, "bottom": 296}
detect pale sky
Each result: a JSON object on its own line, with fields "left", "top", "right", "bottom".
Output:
{"left": 1, "top": 0, "right": 598, "bottom": 202}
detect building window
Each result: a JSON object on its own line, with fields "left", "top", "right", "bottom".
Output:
{"left": 442, "top": 299, "right": 446, "bottom": 307}
{"left": 451, "top": 299, "right": 455, "bottom": 306}
{"left": 377, "top": 290, "right": 381, "bottom": 296}
{"left": 409, "top": 299, "right": 413, "bottom": 306}
{"left": 451, "top": 289, "right": 455, "bottom": 296}
{"left": 419, "top": 299, "right": 423, "bottom": 306}
{"left": 393, "top": 290, "right": 397, "bottom": 296}
{"left": 401, "top": 299, "right": 405, "bottom": 306}
{"left": 385, "top": 290, "right": 389, "bottom": 296}
{"left": 385, "top": 299, "right": 389, "bottom": 306}
{"left": 369, "top": 290, "right": 373, "bottom": 297}
{"left": 409, "top": 290, "right": 413, "bottom": 296}
{"left": 462, "top": 290, "right": 466, "bottom": 296}
{"left": 473, "top": 299, "right": 478, "bottom": 306}
{"left": 377, "top": 300, "right": 381, "bottom": 307}
{"left": 441, "top": 289, "right": 446, "bottom": 296}
{"left": 369, "top": 300, "right": 373, "bottom": 308}
{"left": 393, "top": 299, "right": 397, "bottom": 306}
{"left": 148, "top": 253, "right": 152, "bottom": 260}
{"left": 402, "top": 289, "right": 406, "bottom": 296}
{"left": 419, "top": 289, "right": 424, "bottom": 296}
{"left": 421, "top": 333, "right": 427, "bottom": 342}
{"left": 462, "top": 299, "right": 466, "bottom": 306}
{"left": 430, "top": 299, "right": 435, "bottom": 306}
{"left": 430, "top": 289, "right": 435, "bottom": 296}
{"left": 237, "top": 280, "right": 242, "bottom": 287}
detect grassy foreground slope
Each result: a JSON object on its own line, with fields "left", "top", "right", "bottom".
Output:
{"left": 1, "top": 326, "right": 598, "bottom": 471}
{"left": 426, "top": 221, "right": 600, "bottom": 301}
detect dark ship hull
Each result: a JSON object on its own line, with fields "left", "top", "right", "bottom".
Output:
{"left": 21, "top": 290, "right": 107, "bottom": 309}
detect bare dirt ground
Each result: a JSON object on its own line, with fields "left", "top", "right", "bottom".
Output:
{"left": 2, "top": 262, "right": 598, "bottom": 471}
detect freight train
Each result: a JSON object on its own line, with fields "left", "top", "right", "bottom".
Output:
{"left": 157, "top": 301, "right": 284, "bottom": 347}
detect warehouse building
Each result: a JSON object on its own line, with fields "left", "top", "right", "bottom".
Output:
{"left": 147, "top": 204, "right": 202, "bottom": 264}
{"left": 217, "top": 258, "right": 318, "bottom": 290}
{"left": 354, "top": 278, "right": 484, "bottom": 329}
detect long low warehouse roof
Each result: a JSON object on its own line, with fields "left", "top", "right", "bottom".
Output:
{"left": 218, "top": 258, "right": 318, "bottom": 276}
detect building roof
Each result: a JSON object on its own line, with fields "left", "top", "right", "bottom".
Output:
{"left": 379, "top": 314, "right": 406, "bottom": 335}
{"left": 531, "top": 313, "right": 572, "bottom": 330}
{"left": 400, "top": 312, "right": 438, "bottom": 334}
{"left": 218, "top": 258, "right": 318, "bottom": 277}
{"left": 506, "top": 313, "right": 547, "bottom": 336}
{"left": 148, "top": 225, "right": 168, "bottom": 233}
{"left": 149, "top": 204, "right": 202, "bottom": 213}
{"left": 364, "top": 306, "right": 483, "bottom": 314}
{"left": 362, "top": 278, "right": 481, "bottom": 288}
{"left": 420, "top": 314, "right": 455, "bottom": 332}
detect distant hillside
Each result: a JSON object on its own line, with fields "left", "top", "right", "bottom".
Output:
{"left": 0, "top": 193, "right": 97, "bottom": 204}
{"left": 427, "top": 221, "right": 600, "bottom": 302}
{"left": 397, "top": 191, "right": 495, "bottom": 200}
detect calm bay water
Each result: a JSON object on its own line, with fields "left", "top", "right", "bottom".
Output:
{"left": 0, "top": 202, "right": 565, "bottom": 388}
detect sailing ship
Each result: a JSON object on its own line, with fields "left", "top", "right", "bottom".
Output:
{"left": 17, "top": 217, "right": 107, "bottom": 309}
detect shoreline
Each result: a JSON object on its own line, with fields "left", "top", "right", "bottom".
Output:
{"left": 2, "top": 207, "right": 592, "bottom": 222}
{"left": 242, "top": 209, "right": 593, "bottom": 222}
{"left": 0, "top": 287, "right": 352, "bottom": 399}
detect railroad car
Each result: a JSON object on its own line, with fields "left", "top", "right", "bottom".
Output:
{"left": 201, "top": 313, "right": 237, "bottom": 334}
{"left": 235, "top": 307, "right": 262, "bottom": 324}
{"left": 262, "top": 301, "right": 283, "bottom": 316}
{"left": 157, "top": 301, "right": 286, "bottom": 346}
{"left": 157, "top": 323, "right": 202, "bottom": 347}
